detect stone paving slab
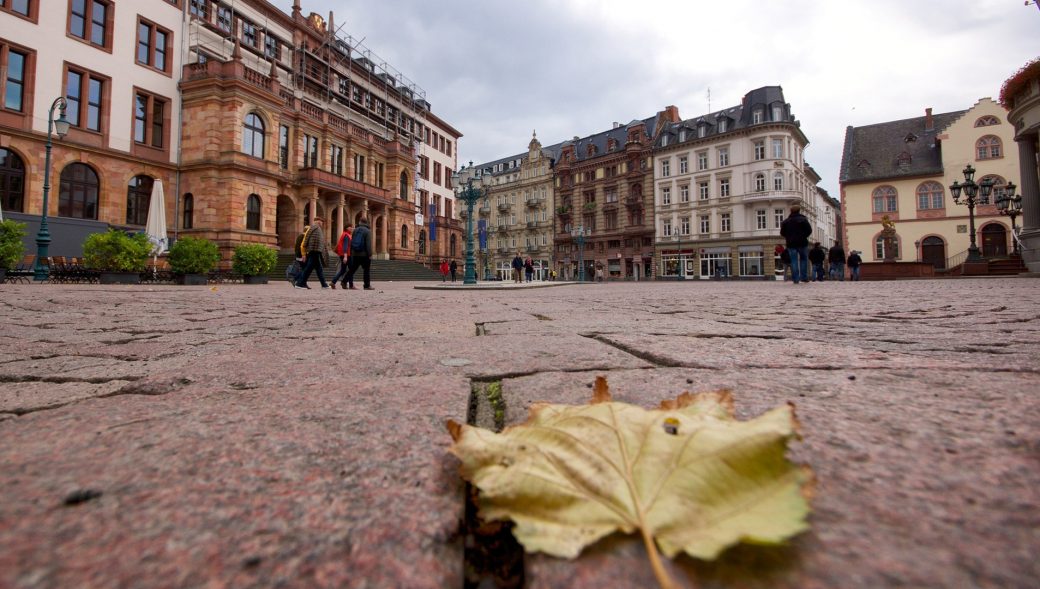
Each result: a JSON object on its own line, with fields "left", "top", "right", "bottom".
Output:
{"left": 0, "top": 278, "right": 1038, "bottom": 588}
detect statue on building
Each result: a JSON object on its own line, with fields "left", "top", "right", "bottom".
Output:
{"left": 880, "top": 215, "right": 897, "bottom": 262}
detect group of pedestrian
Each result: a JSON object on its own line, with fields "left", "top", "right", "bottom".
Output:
{"left": 779, "top": 205, "right": 862, "bottom": 283}
{"left": 510, "top": 253, "right": 536, "bottom": 283}
{"left": 292, "top": 217, "right": 374, "bottom": 290}
{"left": 439, "top": 259, "right": 459, "bottom": 282}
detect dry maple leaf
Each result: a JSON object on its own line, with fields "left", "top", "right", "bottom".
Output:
{"left": 447, "top": 376, "right": 813, "bottom": 589}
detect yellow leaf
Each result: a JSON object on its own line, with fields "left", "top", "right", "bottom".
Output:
{"left": 447, "top": 377, "right": 813, "bottom": 589}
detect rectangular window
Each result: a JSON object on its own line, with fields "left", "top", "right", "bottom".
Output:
{"left": 719, "top": 178, "right": 730, "bottom": 197}
{"left": 605, "top": 211, "right": 618, "bottom": 230}
{"left": 663, "top": 220, "right": 672, "bottom": 237}
{"left": 241, "top": 21, "right": 257, "bottom": 47}
{"left": 133, "top": 91, "right": 166, "bottom": 148}
{"left": 434, "top": 162, "right": 441, "bottom": 185}
{"left": 718, "top": 147, "right": 729, "bottom": 167}
{"left": 70, "top": 0, "right": 110, "bottom": 49}
{"left": 376, "top": 162, "right": 385, "bottom": 188}
{"left": 754, "top": 141, "right": 765, "bottom": 160}
{"left": 721, "top": 213, "right": 731, "bottom": 232}
{"left": 137, "top": 19, "right": 171, "bottom": 72}
{"left": 330, "top": 145, "right": 344, "bottom": 175}
{"left": 772, "top": 138, "right": 784, "bottom": 159}
{"left": 697, "top": 151, "right": 708, "bottom": 170}
{"left": 699, "top": 215, "right": 710, "bottom": 234}
{"left": 680, "top": 216, "right": 690, "bottom": 235}
{"left": 354, "top": 153, "right": 365, "bottom": 182}
{"left": 698, "top": 181, "right": 709, "bottom": 200}
{"left": 661, "top": 186, "right": 671, "bottom": 205}
{"left": 264, "top": 34, "right": 280, "bottom": 59}
{"left": 756, "top": 209, "right": 767, "bottom": 230}
{"left": 279, "top": 125, "right": 289, "bottom": 169}
{"left": 2, "top": 0, "right": 32, "bottom": 17}
{"left": 679, "top": 185, "right": 689, "bottom": 202}
{"left": 773, "top": 105, "right": 782, "bottom": 121}
{"left": 304, "top": 135, "right": 318, "bottom": 168}
{"left": 678, "top": 155, "right": 688, "bottom": 174}
{"left": 740, "top": 252, "right": 763, "bottom": 276}
{"left": 2, "top": 45, "right": 27, "bottom": 111}
{"left": 65, "top": 66, "right": 105, "bottom": 132}
{"left": 752, "top": 110, "right": 762, "bottom": 124}
{"left": 217, "top": 6, "right": 232, "bottom": 32}
{"left": 661, "top": 159, "right": 670, "bottom": 177}
{"left": 189, "top": 0, "right": 207, "bottom": 19}
{"left": 774, "top": 208, "right": 785, "bottom": 229}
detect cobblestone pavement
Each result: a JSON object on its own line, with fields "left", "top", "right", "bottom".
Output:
{"left": 1, "top": 278, "right": 1038, "bottom": 589}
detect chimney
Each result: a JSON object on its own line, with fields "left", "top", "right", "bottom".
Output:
{"left": 613, "top": 122, "right": 621, "bottom": 129}
{"left": 663, "top": 105, "right": 680, "bottom": 123}
{"left": 925, "top": 108, "right": 933, "bottom": 131}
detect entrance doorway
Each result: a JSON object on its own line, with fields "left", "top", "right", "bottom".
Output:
{"left": 920, "top": 236, "right": 945, "bottom": 269}
{"left": 981, "top": 224, "right": 1008, "bottom": 257}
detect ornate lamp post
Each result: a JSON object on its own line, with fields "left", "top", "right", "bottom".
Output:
{"left": 568, "top": 224, "right": 590, "bottom": 281}
{"left": 995, "top": 183, "right": 1023, "bottom": 256}
{"left": 949, "top": 164, "right": 994, "bottom": 262}
{"left": 451, "top": 163, "right": 488, "bottom": 285}
{"left": 34, "top": 97, "right": 71, "bottom": 281}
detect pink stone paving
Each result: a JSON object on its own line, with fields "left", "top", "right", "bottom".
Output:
{"left": 0, "top": 278, "right": 1038, "bottom": 588}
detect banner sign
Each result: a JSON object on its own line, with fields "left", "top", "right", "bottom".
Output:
{"left": 478, "top": 219, "right": 487, "bottom": 250}
{"left": 428, "top": 204, "right": 437, "bottom": 241}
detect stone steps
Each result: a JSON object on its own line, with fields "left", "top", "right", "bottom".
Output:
{"left": 270, "top": 254, "right": 443, "bottom": 282}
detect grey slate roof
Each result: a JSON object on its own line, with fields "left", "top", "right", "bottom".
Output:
{"left": 839, "top": 110, "right": 966, "bottom": 184}
{"left": 655, "top": 86, "right": 795, "bottom": 148}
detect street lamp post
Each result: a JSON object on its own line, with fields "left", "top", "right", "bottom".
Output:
{"left": 34, "top": 97, "right": 71, "bottom": 281}
{"left": 569, "top": 224, "right": 590, "bottom": 281}
{"left": 675, "top": 230, "right": 684, "bottom": 280}
{"left": 995, "top": 183, "right": 1023, "bottom": 256}
{"left": 451, "top": 163, "right": 488, "bottom": 285}
{"left": 949, "top": 164, "right": 994, "bottom": 263}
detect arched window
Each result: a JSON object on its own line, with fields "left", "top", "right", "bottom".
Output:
{"left": 243, "top": 112, "right": 265, "bottom": 159}
{"left": 872, "top": 186, "right": 897, "bottom": 213}
{"left": 0, "top": 148, "right": 26, "bottom": 213}
{"left": 399, "top": 171, "right": 409, "bottom": 200}
{"left": 875, "top": 234, "right": 900, "bottom": 259}
{"left": 974, "top": 115, "right": 1000, "bottom": 127}
{"left": 773, "top": 172, "right": 784, "bottom": 191}
{"left": 58, "top": 163, "right": 99, "bottom": 219}
{"left": 754, "top": 173, "right": 765, "bottom": 192}
{"left": 979, "top": 175, "right": 1006, "bottom": 194}
{"left": 182, "top": 193, "right": 194, "bottom": 229}
{"left": 975, "top": 135, "right": 1001, "bottom": 160}
{"left": 246, "top": 194, "right": 261, "bottom": 231}
{"left": 400, "top": 224, "right": 408, "bottom": 249}
{"left": 126, "top": 175, "right": 154, "bottom": 225}
{"left": 916, "top": 181, "right": 944, "bottom": 210}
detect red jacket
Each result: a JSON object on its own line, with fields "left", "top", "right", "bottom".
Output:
{"left": 335, "top": 231, "right": 352, "bottom": 257}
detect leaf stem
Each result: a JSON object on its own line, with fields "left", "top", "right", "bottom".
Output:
{"left": 640, "top": 526, "right": 679, "bottom": 589}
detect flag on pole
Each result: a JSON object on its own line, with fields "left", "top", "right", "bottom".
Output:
{"left": 478, "top": 219, "right": 487, "bottom": 250}
{"left": 428, "top": 204, "right": 437, "bottom": 242}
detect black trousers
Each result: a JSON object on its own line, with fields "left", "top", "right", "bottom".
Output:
{"left": 344, "top": 255, "right": 371, "bottom": 288}
{"left": 297, "top": 252, "right": 327, "bottom": 287}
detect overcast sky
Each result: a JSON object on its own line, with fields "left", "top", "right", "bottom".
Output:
{"left": 275, "top": 0, "right": 1039, "bottom": 198}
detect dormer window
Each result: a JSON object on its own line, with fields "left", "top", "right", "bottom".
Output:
{"left": 772, "top": 105, "right": 782, "bottom": 121}
{"left": 679, "top": 129, "right": 686, "bottom": 142}
{"left": 698, "top": 125, "right": 706, "bottom": 138}
{"left": 752, "top": 110, "right": 762, "bottom": 124}
{"left": 587, "top": 143, "right": 597, "bottom": 156}
{"left": 904, "top": 133, "right": 918, "bottom": 143}
{"left": 897, "top": 151, "right": 912, "bottom": 167}
{"left": 608, "top": 138, "right": 618, "bottom": 151}
{"left": 718, "top": 119, "right": 727, "bottom": 133}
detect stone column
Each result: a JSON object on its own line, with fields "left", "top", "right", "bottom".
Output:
{"left": 336, "top": 194, "right": 345, "bottom": 236}
{"left": 1017, "top": 135, "right": 1040, "bottom": 271}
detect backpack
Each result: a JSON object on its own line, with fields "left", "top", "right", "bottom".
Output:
{"left": 350, "top": 229, "right": 366, "bottom": 255}
{"left": 285, "top": 260, "right": 302, "bottom": 282}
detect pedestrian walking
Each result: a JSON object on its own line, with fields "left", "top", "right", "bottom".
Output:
{"left": 809, "top": 242, "right": 827, "bottom": 282}
{"left": 295, "top": 218, "right": 329, "bottom": 289}
{"left": 524, "top": 256, "right": 534, "bottom": 283}
{"left": 828, "top": 242, "right": 847, "bottom": 281}
{"left": 439, "top": 259, "right": 450, "bottom": 282}
{"left": 330, "top": 223, "right": 353, "bottom": 289}
{"left": 847, "top": 250, "right": 863, "bottom": 281}
{"left": 343, "top": 217, "right": 374, "bottom": 290}
{"left": 449, "top": 259, "right": 458, "bottom": 282}
{"left": 511, "top": 253, "right": 523, "bottom": 283}
{"left": 779, "top": 205, "right": 812, "bottom": 284}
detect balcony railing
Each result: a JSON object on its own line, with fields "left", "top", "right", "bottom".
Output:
{"left": 526, "top": 198, "right": 540, "bottom": 207}
{"left": 526, "top": 221, "right": 538, "bottom": 229}
{"left": 498, "top": 203, "right": 512, "bottom": 212}
{"left": 743, "top": 189, "right": 802, "bottom": 203}
{"left": 297, "top": 167, "right": 390, "bottom": 201}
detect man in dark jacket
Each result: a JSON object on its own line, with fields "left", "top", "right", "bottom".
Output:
{"left": 779, "top": 205, "right": 813, "bottom": 284}
{"left": 847, "top": 250, "right": 863, "bottom": 281}
{"left": 343, "top": 217, "right": 374, "bottom": 290}
{"left": 511, "top": 253, "right": 523, "bottom": 283}
{"left": 808, "top": 242, "right": 826, "bottom": 282}
{"left": 295, "top": 218, "right": 329, "bottom": 289}
{"left": 828, "top": 243, "right": 847, "bottom": 281}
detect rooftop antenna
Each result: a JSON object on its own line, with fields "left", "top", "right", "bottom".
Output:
{"left": 707, "top": 87, "right": 711, "bottom": 112}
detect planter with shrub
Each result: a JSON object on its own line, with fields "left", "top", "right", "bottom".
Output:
{"left": 83, "top": 229, "right": 151, "bottom": 285}
{"left": 168, "top": 236, "right": 220, "bottom": 285}
{"left": 0, "top": 219, "right": 27, "bottom": 282}
{"left": 232, "top": 243, "right": 277, "bottom": 284}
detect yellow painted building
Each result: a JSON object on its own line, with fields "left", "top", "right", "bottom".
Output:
{"left": 840, "top": 98, "right": 1019, "bottom": 269}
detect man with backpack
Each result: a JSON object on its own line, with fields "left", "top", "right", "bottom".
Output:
{"left": 295, "top": 218, "right": 329, "bottom": 289}
{"left": 779, "top": 205, "right": 813, "bottom": 285}
{"left": 343, "top": 217, "right": 374, "bottom": 290}
{"left": 330, "top": 223, "right": 354, "bottom": 289}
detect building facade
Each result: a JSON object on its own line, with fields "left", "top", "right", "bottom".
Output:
{"left": 840, "top": 99, "right": 1019, "bottom": 269}
{"left": 0, "top": 0, "right": 183, "bottom": 248}
{"left": 553, "top": 118, "right": 659, "bottom": 281}
{"left": 476, "top": 133, "right": 557, "bottom": 280}
{"left": 652, "top": 87, "right": 817, "bottom": 279}
{"left": 414, "top": 111, "right": 462, "bottom": 267}
{"left": 1002, "top": 59, "right": 1040, "bottom": 272}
